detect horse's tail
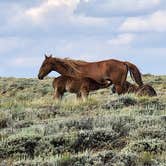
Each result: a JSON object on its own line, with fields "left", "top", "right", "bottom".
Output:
{"left": 124, "top": 61, "right": 143, "bottom": 86}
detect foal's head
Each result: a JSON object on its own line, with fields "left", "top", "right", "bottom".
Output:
{"left": 38, "top": 54, "right": 53, "bottom": 79}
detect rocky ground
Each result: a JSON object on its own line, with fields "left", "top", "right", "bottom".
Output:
{"left": 0, "top": 75, "right": 166, "bottom": 166}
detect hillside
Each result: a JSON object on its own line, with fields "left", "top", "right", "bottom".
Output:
{"left": 0, "top": 75, "right": 166, "bottom": 166}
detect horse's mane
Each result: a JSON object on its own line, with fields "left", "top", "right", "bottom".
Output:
{"left": 64, "top": 57, "right": 87, "bottom": 65}
{"left": 53, "top": 57, "right": 88, "bottom": 74}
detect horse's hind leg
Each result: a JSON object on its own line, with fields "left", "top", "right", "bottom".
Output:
{"left": 121, "top": 65, "right": 129, "bottom": 91}
{"left": 115, "top": 67, "right": 128, "bottom": 95}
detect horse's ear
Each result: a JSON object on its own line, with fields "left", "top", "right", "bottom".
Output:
{"left": 49, "top": 54, "right": 52, "bottom": 58}
{"left": 45, "top": 54, "right": 48, "bottom": 59}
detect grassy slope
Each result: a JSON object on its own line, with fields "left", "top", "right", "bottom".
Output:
{"left": 0, "top": 75, "right": 166, "bottom": 166}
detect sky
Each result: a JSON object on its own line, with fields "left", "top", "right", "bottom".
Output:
{"left": 0, "top": 0, "right": 166, "bottom": 78}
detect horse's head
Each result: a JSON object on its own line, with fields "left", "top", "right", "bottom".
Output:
{"left": 38, "top": 54, "right": 53, "bottom": 80}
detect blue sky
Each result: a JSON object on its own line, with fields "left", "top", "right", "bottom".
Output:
{"left": 0, "top": 0, "right": 166, "bottom": 78}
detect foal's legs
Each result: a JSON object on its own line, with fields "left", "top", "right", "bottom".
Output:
{"left": 78, "top": 82, "right": 89, "bottom": 100}
{"left": 76, "top": 92, "right": 82, "bottom": 99}
{"left": 53, "top": 89, "right": 63, "bottom": 100}
{"left": 111, "top": 85, "right": 116, "bottom": 94}
{"left": 80, "top": 89, "right": 89, "bottom": 100}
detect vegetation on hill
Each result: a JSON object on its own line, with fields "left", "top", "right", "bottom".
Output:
{"left": 0, "top": 75, "right": 166, "bottom": 166}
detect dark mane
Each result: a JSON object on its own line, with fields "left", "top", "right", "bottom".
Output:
{"left": 64, "top": 57, "right": 87, "bottom": 63}
{"left": 64, "top": 57, "right": 87, "bottom": 66}
{"left": 54, "top": 57, "right": 88, "bottom": 74}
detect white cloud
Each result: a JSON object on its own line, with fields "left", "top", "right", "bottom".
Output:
{"left": 120, "top": 10, "right": 166, "bottom": 32}
{"left": 25, "top": 0, "right": 79, "bottom": 22}
{"left": 76, "top": 0, "right": 162, "bottom": 17}
{"left": 11, "top": 0, "right": 108, "bottom": 29}
{"left": 104, "top": 0, "right": 161, "bottom": 12}
{"left": 107, "top": 33, "right": 135, "bottom": 46}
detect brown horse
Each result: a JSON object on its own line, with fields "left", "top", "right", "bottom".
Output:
{"left": 112, "top": 81, "right": 157, "bottom": 97}
{"left": 52, "top": 76, "right": 111, "bottom": 99}
{"left": 38, "top": 55, "right": 143, "bottom": 94}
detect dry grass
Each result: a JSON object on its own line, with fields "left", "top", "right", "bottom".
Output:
{"left": 0, "top": 75, "right": 166, "bottom": 165}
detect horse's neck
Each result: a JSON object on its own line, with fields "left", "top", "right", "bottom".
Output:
{"left": 51, "top": 58, "right": 81, "bottom": 76}
{"left": 51, "top": 58, "right": 68, "bottom": 75}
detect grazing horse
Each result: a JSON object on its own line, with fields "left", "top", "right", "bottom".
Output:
{"left": 38, "top": 55, "right": 143, "bottom": 94}
{"left": 52, "top": 76, "right": 111, "bottom": 99}
{"left": 112, "top": 81, "right": 157, "bottom": 97}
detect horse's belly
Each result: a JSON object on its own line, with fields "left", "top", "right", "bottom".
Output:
{"left": 66, "top": 81, "right": 80, "bottom": 93}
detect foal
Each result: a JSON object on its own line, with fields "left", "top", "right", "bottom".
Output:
{"left": 112, "top": 81, "right": 157, "bottom": 97}
{"left": 52, "top": 76, "right": 111, "bottom": 99}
